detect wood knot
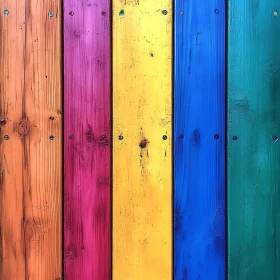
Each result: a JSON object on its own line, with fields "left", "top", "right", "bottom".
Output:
{"left": 17, "top": 120, "right": 31, "bottom": 137}
{"left": 139, "top": 138, "right": 149, "bottom": 149}
{"left": 86, "top": 129, "right": 95, "bottom": 143}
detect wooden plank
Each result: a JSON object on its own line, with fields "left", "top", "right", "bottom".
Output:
{"left": 228, "top": 2, "right": 280, "bottom": 279}
{"left": 174, "top": 1, "right": 226, "bottom": 279}
{"left": 63, "top": 1, "right": 111, "bottom": 279}
{"left": 113, "top": 1, "right": 172, "bottom": 279}
{"left": 0, "top": 1, "right": 62, "bottom": 279}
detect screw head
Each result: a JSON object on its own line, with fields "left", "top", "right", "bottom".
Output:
{"left": 4, "top": 135, "right": 9, "bottom": 140}
{"left": 214, "top": 9, "right": 219, "bottom": 14}
{"left": 49, "top": 135, "right": 54, "bottom": 140}
{"left": 162, "top": 135, "right": 168, "bottom": 140}
{"left": 273, "top": 136, "right": 279, "bottom": 142}
{"left": 119, "top": 10, "right": 125, "bottom": 17}
{"left": 118, "top": 135, "right": 124, "bottom": 140}
{"left": 232, "top": 136, "right": 238, "bottom": 141}
{"left": 4, "top": 10, "right": 9, "bottom": 15}
{"left": 179, "top": 10, "right": 184, "bottom": 15}
{"left": 162, "top": 10, "right": 168, "bottom": 15}
{"left": 69, "top": 135, "right": 74, "bottom": 140}
{"left": 214, "top": 134, "right": 219, "bottom": 139}
{"left": 48, "top": 12, "right": 53, "bottom": 17}
{"left": 69, "top": 11, "right": 74, "bottom": 16}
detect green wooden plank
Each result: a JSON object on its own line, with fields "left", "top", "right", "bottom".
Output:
{"left": 228, "top": 2, "right": 280, "bottom": 280}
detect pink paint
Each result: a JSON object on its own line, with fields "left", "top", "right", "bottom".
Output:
{"left": 64, "top": 1, "right": 111, "bottom": 279}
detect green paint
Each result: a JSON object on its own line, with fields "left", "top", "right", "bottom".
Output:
{"left": 228, "top": 1, "right": 280, "bottom": 280}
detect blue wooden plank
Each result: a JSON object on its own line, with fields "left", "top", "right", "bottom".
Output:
{"left": 174, "top": 1, "right": 226, "bottom": 279}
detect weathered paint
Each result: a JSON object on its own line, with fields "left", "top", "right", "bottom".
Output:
{"left": 113, "top": 1, "right": 172, "bottom": 279}
{"left": 228, "top": 1, "right": 280, "bottom": 279}
{"left": 174, "top": 0, "right": 226, "bottom": 279}
{"left": 0, "top": 1, "right": 62, "bottom": 279}
{"left": 64, "top": 0, "right": 111, "bottom": 279}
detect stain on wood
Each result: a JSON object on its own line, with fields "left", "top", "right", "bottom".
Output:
{"left": 113, "top": 0, "right": 172, "bottom": 279}
{"left": 174, "top": 0, "right": 226, "bottom": 279}
{"left": 64, "top": 0, "right": 111, "bottom": 279}
{"left": 0, "top": 1, "right": 62, "bottom": 279}
{"left": 228, "top": 1, "right": 280, "bottom": 279}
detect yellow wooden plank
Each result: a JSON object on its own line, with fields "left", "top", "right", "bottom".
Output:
{"left": 0, "top": 1, "right": 62, "bottom": 279}
{"left": 113, "top": 1, "right": 172, "bottom": 279}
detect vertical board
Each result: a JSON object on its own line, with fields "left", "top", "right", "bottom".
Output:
{"left": 0, "top": 1, "right": 62, "bottom": 279}
{"left": 174, "top": 1, "right": 226, "bottom": 279}
{"left": 228, "top": 2, "right": 280, "bottom": 280}
{"left": 113, "top": 1, "right": 172, "bottom": 279}
{"left": 64, "top": 0, "right": 111, "bottom": 279}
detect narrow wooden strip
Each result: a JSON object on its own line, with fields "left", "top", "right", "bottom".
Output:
{"left": 0, "top": 1, "right": 62, "bottom": 279}
{"left": 174, "top": 1, "right": 226, "bottom": 278}
{"left": 113, "top": 1, "right": 172, "bottom": 279}
{"left": 228, "top": 2, "right": 280, "bottom": 279}
{"left": 64, "top": 1, "right": 111, "bottom": 279}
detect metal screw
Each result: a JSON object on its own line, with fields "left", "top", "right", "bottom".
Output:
{"left": 49, "top": 116, "right": 55, "bottom": 120}
{"left": 214, "top": 9, "right": 219, "bottom": 14}
{"left": 214, "top": 134, "right": 219, "bottom": 139}
{"left": 69, "top": 135, "right": 74, "bottom": 140}
{"left": 232, "top": 136, "right": 238, "bottom": 141}
{"left": 162, "top": 10, "right": 168, "bottom": 15}
{"left": 4, "top": 10, "right": 9, "bottom": 15}
{"left": 69, "top": 11, "right": 74, "bottom": 16}
{"left": 118, "top": 135, "right": 124, "bottom": 140}
{"left": 48, "top": 12, "right": 53, "bottom": 17}
{"left": 49, "top": 135, "right": 54, "bottom": 140}
{"left": 4, "top": 135, "right": 9, "bottom": 140}
{"left": 102, "top": 11, "right": 106, "bottom": 16}
{"left": 101, "top": 135, "right": 106, "bottom": 140}
{"left": 179, "top": 10, "right": 184, "bottom": 15}
{"left": 162, "top": 135, "right": 167, "bottom": 140}
{"left": 119, "top": 10, "right": 124, "bottom": 17}
{"left": 273, "top": 136, "right": 278, "bottom": 142}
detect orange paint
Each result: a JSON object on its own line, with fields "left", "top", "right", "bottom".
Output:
{"left": 0, "top": 1, "right": 62, "bottom": 279}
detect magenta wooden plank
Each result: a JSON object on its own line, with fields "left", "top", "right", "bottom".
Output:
{"left": 63, "top": 1, "right": 111, "bottom": 279}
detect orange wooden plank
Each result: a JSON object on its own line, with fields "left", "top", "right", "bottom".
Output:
{"left": 0, "top": 2, "right": 62, "bottom": 279}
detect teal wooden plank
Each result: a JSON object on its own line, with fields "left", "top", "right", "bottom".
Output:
{"left": 228, "top": 1, "right": 280, "bottom": 279}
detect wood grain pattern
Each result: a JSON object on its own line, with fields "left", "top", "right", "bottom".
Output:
{"left": 64, "top": 0, "right": 111, "bottom": 279}
{"left": 228, "top": 1, "right": 280, "bottom": 279}
{"left": 174, "top": 1, "right": 226, "bottom": 279}
{"left": 0, "top": 1, "right": 62, "bottom": 279}
{"left": 113, "top": 1, "right": 172, "bottom": 279}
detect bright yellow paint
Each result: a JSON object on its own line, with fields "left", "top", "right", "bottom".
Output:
{"left": 113, "top": 1, "right": 172, "bottom": 279}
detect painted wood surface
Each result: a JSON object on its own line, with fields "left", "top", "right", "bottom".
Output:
{"left": 228, "top": 2, "right": 280, "bottom": 280}
{"left": 174, "top": 1, "right": 226, "bottom": 279}
{"left": 64, "top": 0, "right": 111, "bottom": 279}
{"left": 113, "top": 1, "right": 172, "bottom": 279}
{"left": 0, "top": 1, "right": 62, "bottom": 279}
